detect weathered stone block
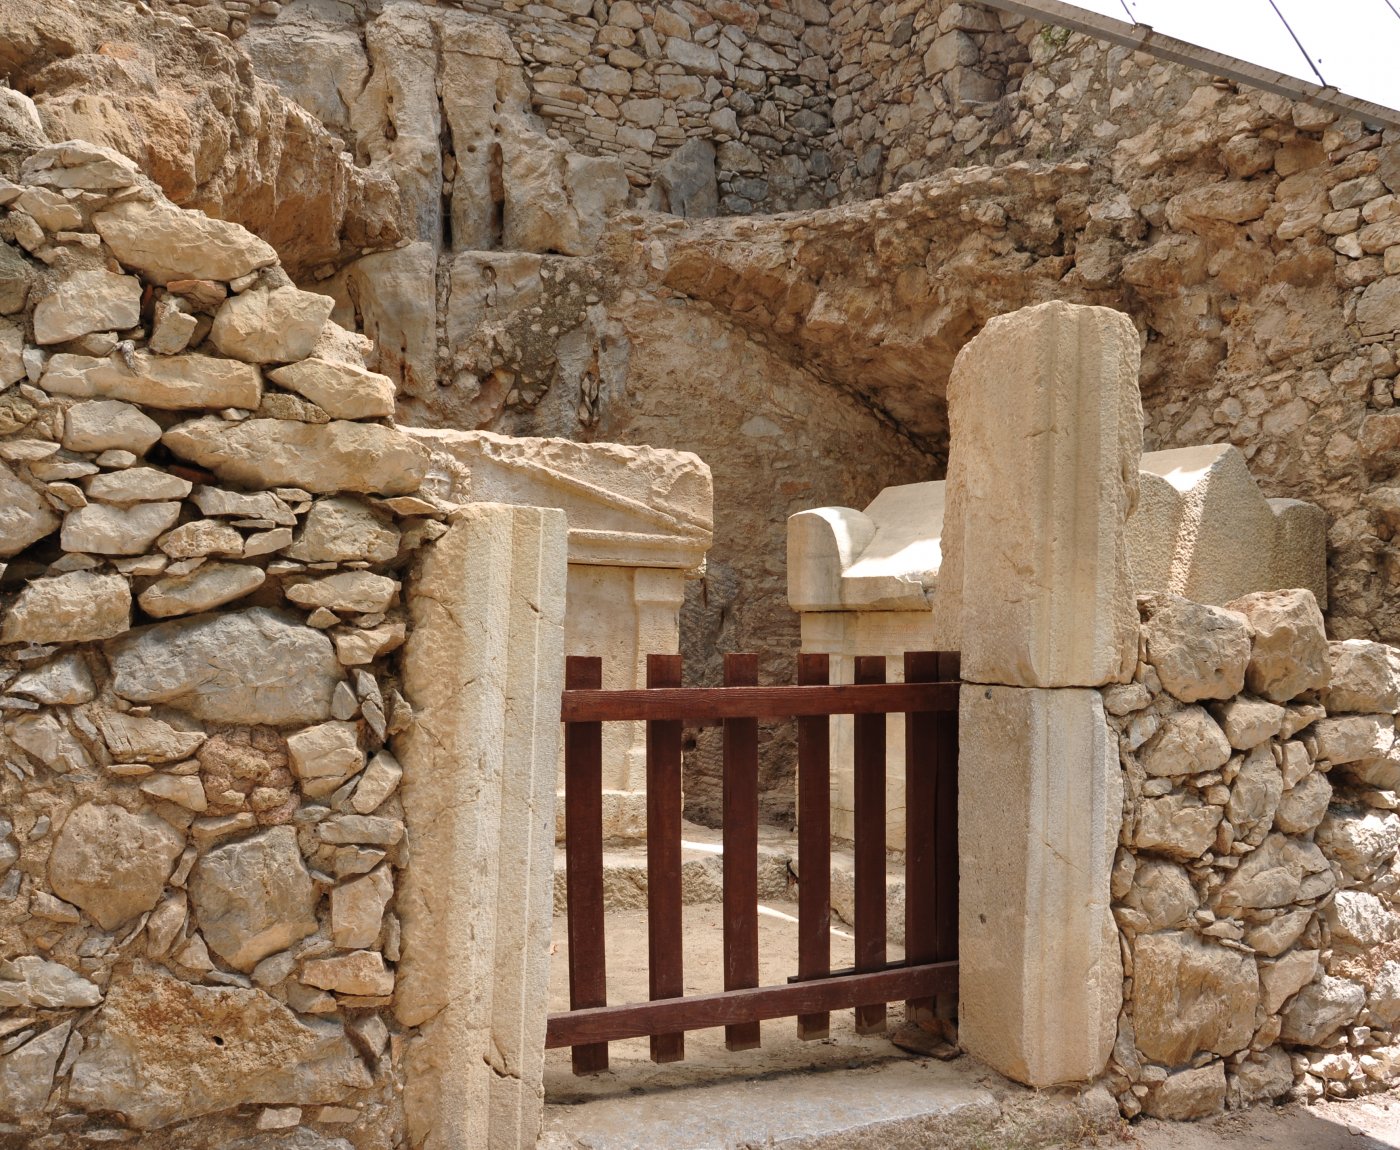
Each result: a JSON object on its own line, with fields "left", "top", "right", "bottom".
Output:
{"left": 398, "top": 503, "right": 567, "bottom": 1150}
{"left": 958, "top": 685, "right": 1121, "bottom": 1086}
{"left": 1132, "top": 932, "right": 1258, "bottom": 1065}
{"left": 940, "top": 301, "right": 1142, "bottom": 688}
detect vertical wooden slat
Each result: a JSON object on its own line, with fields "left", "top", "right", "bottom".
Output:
{"left": 564, "top": 655, "right": 608, "bottom": 1075}
{"left": 646, "top": 653, "right": 685, "bottom": 1063}
{"left": 723, "top": 652, "right": 761, "bottom": 1051}
{"left": 796, "top": 652, "right": 832, "bottom": 1040}
{"left": 853, "top": 654, "right": 887, "bottom": 1034}
{"left": 934, "top": 650, "right": 961, "bottom": 1020}
{"left": 903, "top": 651, "right": 940, "bottom": 1023}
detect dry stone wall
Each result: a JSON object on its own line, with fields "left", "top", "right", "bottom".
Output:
{"left": 0, "top": 138, "right": 449, "bottom": 1148}
{"left": 1108, "top": 588, "right": 1400, "bottom": 1118}
{"left": 160, "top": 0, "right": 838, "bottom": 215}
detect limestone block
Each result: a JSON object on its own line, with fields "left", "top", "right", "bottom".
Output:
{"left": 190, "top": 827, "right": 320, "bottom": 971}
{"left": 1325, "top": 640, "right": 1400, "bottom": 714}
{"left": 105, "top": 608, "right": 345, "bottom": 726}
{"left": 408, "top": 429, "right": 712, "bottom": 569}
{"left": 42, "top": 351, "right": 262, "bottom": 410}
{"left": 1280, "top": 976, "right": 1366, "bottom": 1045}
{"left": 1142, "top": 594, "right": 1252, "bottom": 702}
{"left": 1227, "top": 589, "right": 1330, "bottom": 703}
{"left": 1131, "top": 444, "right": 1329, "bottom": 608}
{"left": 2, "top": 570, "right": 130, "bottom": 643}
{"left": 62, "top": 500, "right": 181, "bottom": 555}
{"left": 48, "top": 803, "right": 185, "bottom": 930}
{"left": 1138, "top": 705, "right": 1232, "bottom": 777}
{"left": 9, "top": 654, "right": 95, "bottom": 705}
{"left": 286, "top": 497, "right": 401, "bottom": 564}
{"left": 92, "top": 199, "right": 278, "bottom": 285}
{"left": 33, "top": 268, "right": 141, "bottom": 345}
{"left": 87, "top": 467, "right": 193, "bottom": 504}
{"left": 940, "top": 302, "right": 1143, "bottom": 687}
{"left": 788, "top": 481, "right": 942, "bottom": 611}
{"left": 211, "top": 287, "right": 336, "bottom": 364}
{"left": 138, "top": 562, "right": 267, "bottom": 617}
{"left": 1133, "top": 932, "right": 1258, "bottom": 1065}
{"left": 63, "top": 399, "right": 162, "bottom": 454}
{"left": 268, "top": 358, "right": 397, "bottom": 420}
{"left": 958, "top": 685, "right": 1121, "bottom": 1086}
{"left": 0, "top": 458, "right": 59, "bottom": 556}
{"left": 0, "top": 1020, "right": 70, "bottom": 1119}
{"left": 0, "top": 955, "right": 101, "bottom": 1008}
{"left": 67, "top": 966, "right": 369, "bottom": 1129}
{"left": 163, "top": 417, "right": 430, "bottom": 497}
{"left": 398, "top": 503, "right": 566, "bottom": 1150}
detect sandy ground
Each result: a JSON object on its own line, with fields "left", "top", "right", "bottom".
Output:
{"left": 545, "top": 900, "right": 915, "bottom": 1100}
{"left": 1115, "top": 1093, "right": 1400, "bottom": 1149}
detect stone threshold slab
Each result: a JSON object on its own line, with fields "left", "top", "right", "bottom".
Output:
{"left": 541, "top": 1056, "right": 1119, "bottom": 1150}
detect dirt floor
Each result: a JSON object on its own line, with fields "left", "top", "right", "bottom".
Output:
{"left": 1117, "top": 1093, "right": 1400, "bottom": 1149}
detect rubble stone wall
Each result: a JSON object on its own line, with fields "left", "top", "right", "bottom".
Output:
{"left": 160, "top": 0, "right": 839, "bottom": 215}
{"left": 1108, "top": 589, "right": 1400, "bottom": 1119}
{"left": 0, "top": 139, "right": 450, "bottom": 1148}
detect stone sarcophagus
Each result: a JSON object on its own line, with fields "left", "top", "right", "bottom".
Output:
{"left": 789, "top": 440, "right": 1327, "bottom": 850}
{"left": 406, "top": 430, "right": 713, "bottom": 841}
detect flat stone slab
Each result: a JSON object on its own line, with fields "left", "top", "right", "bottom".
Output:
{"left": 542, "top": 1060, "right": 1000, "bottom": 1150}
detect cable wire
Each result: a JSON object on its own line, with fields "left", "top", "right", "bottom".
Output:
{"left": 1267, "top": 0, "right": 1329, "bottom": 87}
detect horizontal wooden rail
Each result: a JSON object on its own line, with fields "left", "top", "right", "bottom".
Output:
{"left": 561, "top": 681, "right": 959, "bottom": 724}
{"left": 545, "top": 960, "right": 958, "bottom": 1047}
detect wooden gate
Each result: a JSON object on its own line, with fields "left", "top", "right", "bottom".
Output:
{"left": 547, "top": 650, "right": 961, "bottom": 1074}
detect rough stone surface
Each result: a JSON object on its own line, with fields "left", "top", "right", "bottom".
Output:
{"left": 1326, "top": 640, "right": 1400, "bottom": 714}
{"left": 33, "top": 268, "right": 141, "bottom": 345}
{"left": 0, "top": 458, "right": 58, "bottom": 556}
{"left": 61, "top": 500, "right": 181, "bottom": 554}
{"left": 1132, "top": 931, "right": 1258, "bottom": 1065}
{"left": 163, "top": 417, "right": 429, "bottom": 496}
{"left": 42, "top": 351, "right": 263, "bottom": 411}
{"left": 92, "top": 200, "right": 279, "bottom": 284}
{"left": 1143, "top": 1062, "right": 1227, "bottom": 1120}
{"left": 1226, "top": 589, "right": 1330, "bottom": 703}
{"left": 48, "top": 802, "right": 185, "bottom": 930}
{"left": 1139, "top": 706, "right": 1233, "bottom": 777}
{"left": 212, "top": 287, "right": 336, "bottom": 364}
{"left": 106, "top": 608, "right": 344, "bottom": 725}
{"left": 190, "top": 827, "right": 319, "bottom": 971}
{"left": 63, "top": 399, "right": 162, "bottom": 454}
{"left": 1279, "top": 976, "right": 1367, "bottom": 1045}
{"left": 67, "top": 965, "right": 370, "bottom": 1128}
{"left": 269, "top": 358, "right": 397, "bottom": 420}
{"left": 139, "top": 562, "right": 267, "bottom": 617}
{"left": 287, "top": 721, "right": 364, "bottom": 799}
{"left": 286, "top": 496, "right": 402, "bottom": 564}
{"left": 2, "top": 570, "right": 130, "bottom": 643}
{"left": 938, "top": 302, "right": 1142, "bottom": 688}
{"left": 1143, "top": 594, "right": 1252, "bottom": 702}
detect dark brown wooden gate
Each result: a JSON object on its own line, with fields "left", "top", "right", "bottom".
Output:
{"left": 548, "top": 650, "right": 961, "bottom": 1074}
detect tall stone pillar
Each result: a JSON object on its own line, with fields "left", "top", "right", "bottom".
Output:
{"left": 396, "top": 503, "right": 568, "bottom": 1150}
{"left": 944, "top": 301, "right": 1142, "bottom": 1087}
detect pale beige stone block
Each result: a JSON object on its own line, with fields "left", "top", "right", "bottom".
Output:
{"left": 958, "top": 685, "right": 1122, "bottom": 1086}
{"left": 939, "top": 301, "right": 1143, "bottom": 688}
{"left": 397, "top": 503, "right": 567, "bottom": 1150}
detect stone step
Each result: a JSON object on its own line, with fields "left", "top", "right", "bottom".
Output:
{"left": 542, "top": 1057, "right": 1119, "bottom": 1150}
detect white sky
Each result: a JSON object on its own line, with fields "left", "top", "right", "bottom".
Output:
{"left": 1059, "top": 0, "right": 1400, "bottom": 114}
